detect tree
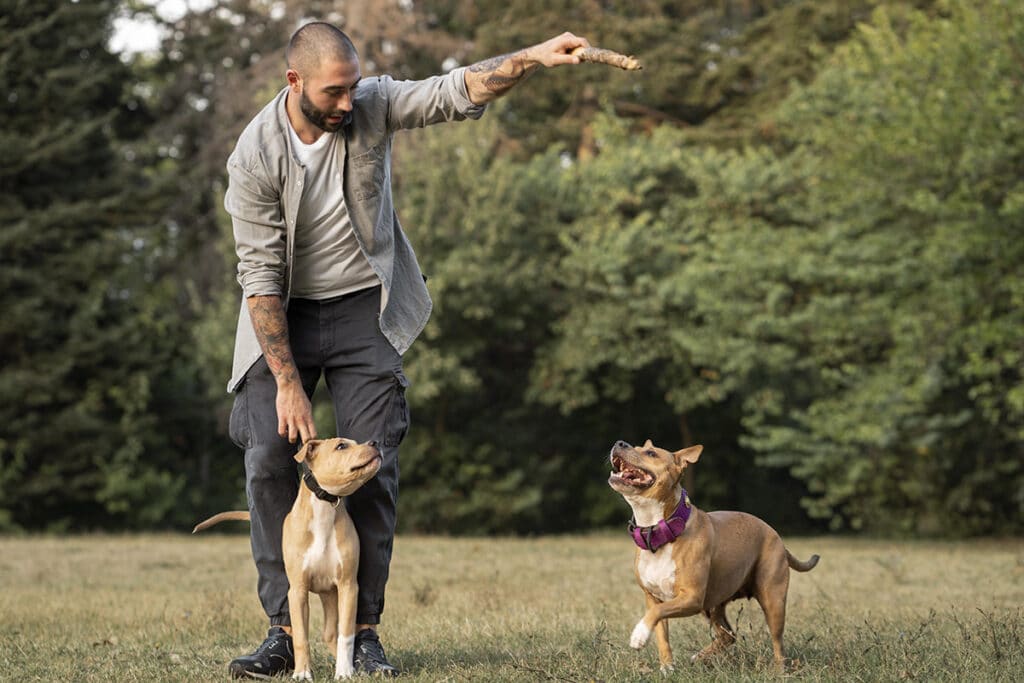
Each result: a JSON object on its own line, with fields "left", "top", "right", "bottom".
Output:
{"left": 746, "top": 0, "right": 1024, "bottom": 533}
{"left": 0, "top": 0, "right": 184, "bottom": 528}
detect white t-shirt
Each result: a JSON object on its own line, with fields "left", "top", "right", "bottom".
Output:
{"left": 286, "top": 124, "right": 379, "bottom": 299}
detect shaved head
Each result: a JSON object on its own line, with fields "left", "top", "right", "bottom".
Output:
{"left": 286, "top": 22, "right": 358, "bottom": 77}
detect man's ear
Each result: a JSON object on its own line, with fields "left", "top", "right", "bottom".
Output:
{"left": 294, "top": 440, "right": 321, "bottom": 463}
{"left": 674, "top": 445, "right": 703, "bottom": 468}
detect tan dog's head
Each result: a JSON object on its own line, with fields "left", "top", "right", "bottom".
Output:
{"left": 295, "top": 437, "right": 382, "bottom": 496}
{"left": 608, "top": 439, "right": 702, "bottom": 499}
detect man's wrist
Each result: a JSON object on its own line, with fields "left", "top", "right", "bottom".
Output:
{"left": 275, "top": 373, "right": 302, "bottom": 390}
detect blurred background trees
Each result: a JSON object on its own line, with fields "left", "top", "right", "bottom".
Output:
{"left": 2, "top": 0, "right": 1020, "bottom": 536}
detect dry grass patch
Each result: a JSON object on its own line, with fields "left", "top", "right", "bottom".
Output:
{"left": 2, "top": 534, "right": 1022, "bottom": 681}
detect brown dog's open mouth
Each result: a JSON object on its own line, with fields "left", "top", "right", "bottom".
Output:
{"left": 351, "top": 453, "right": 382, "bottom": 472}
{"left": 609, "top": 455, "right": 654, "bottom": 489}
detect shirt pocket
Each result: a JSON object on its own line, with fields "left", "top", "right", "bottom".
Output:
{"left": 349, "top": 141, "right": 387, "bottom": 202}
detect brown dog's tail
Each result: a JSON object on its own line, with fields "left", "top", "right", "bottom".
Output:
{"left": 786, "top": 549, "right": 820, "bottom": 572}
{"left": 192, "top": 511, "right": 251, "bottom": 533}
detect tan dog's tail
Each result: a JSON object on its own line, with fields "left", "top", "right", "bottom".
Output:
{"left": 192, "top": 511, "right": 250, "bottom": 533}
{"left": 786, "top": 549, "right": 820, "bottom": 572}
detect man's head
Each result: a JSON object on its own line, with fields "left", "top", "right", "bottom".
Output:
{"left": 286, "top": 22, "right": 361, "bottom": 133}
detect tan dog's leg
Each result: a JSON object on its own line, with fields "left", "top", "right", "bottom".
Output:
{"left": 319, "top": 589, "right": 339, "bottom": 659}
{"left": 289, "top": 582, "right": 313, "bottom": 680}
{"left": 333, "top": 580, "right": 358, "bottom": 679}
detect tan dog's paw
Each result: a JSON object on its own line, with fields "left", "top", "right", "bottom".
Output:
{"left": 630, "top": 621, "right": 651, "bottom": 648}
{"left": 292, "top": 670, "right": 313, "bottom": 681}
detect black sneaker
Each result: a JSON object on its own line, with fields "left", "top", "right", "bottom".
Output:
{"left": 228, "top": 626, "right": 294, "bottom": 679}
{"left": 353, "top": 628, "right": 400, "bottom": 677}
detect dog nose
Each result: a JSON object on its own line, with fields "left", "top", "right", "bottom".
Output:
{"left": 367, "top": 440, "right": 378, "bottom": 448}
{"left": 615, "top": 440, "right": 630, "bottom": 449}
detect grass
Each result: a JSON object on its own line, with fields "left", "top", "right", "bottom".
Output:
{"left": 2, "top": 533, "right": 1023, "bottom": 681}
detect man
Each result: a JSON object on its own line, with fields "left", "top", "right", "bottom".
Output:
{"left": 223, "top": 21, "right": 590, "bottom": 679}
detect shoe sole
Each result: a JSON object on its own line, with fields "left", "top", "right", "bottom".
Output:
{"left": 229, "top": 664, "right": 293, "bottom": 680}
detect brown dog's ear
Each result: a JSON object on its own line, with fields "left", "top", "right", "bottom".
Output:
{"left": 642, "top": 438, "right": 654, "bottom": 449}
{"left": 294, "top": 440, "right": 321, "bottom": 463}
{"left": 674, "top": 445, "right": 703, "bottom": 468}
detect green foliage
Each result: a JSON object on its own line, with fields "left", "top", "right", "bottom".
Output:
{"left": 0, "top": 0, "right": 186, "bottom": 529}
{"left": 743, "top": 0, "right": 1024, "bottom": 533}
{"left": 5, "top": 0, "right": 1019, "bottom": 536}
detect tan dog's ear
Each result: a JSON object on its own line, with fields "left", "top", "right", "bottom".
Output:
{"left": 642, "top": 438, "right": 654, "bottom": 449}
{"left": 674, "top": 445, "right": 703, "bottom": 468}
{"left": 294, "top": 440, "right": 321, "bottom": 463}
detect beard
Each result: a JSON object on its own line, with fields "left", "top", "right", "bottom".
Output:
{"left": 299, "top": 90, "right": 350, "bottom": 133}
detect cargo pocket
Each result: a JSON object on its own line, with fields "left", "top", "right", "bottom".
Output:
{"left": 383, "top": 370, "right": 411, "bottom": 447}
{"left": 228, "top": 382, "right": 252, "bottom": 450}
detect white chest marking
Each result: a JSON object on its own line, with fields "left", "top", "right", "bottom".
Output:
{"left": 637, "top": 548, "right": 677, "bottom": 602}
{"left": 624, "top": 490, "right": 682, "bottom": 602}
{"left": 302, "top": 501, "right": 343, "bottom": 586}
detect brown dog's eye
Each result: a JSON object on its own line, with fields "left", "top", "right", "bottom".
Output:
{"left": 645, "top": 450, "right": 656, "bottom": 457}
{"left": 335, "top": 442, "right": 348, "bottom": 450}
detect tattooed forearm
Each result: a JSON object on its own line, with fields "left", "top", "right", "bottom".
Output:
{"left": 465, "top": 50, "right": 539, "bottom": 103}
{"left": 247, "top": 295, "right": 299, "bottom": 386}
{"left": 467, "top": 53, "right": 519, "bottom": 74}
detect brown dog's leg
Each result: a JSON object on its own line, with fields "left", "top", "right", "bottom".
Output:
{"left": 757, "top": 593, "right": 786, "bottom": 671}
{"left": 644, "top": 592, "right": 674, "bottom": 670}
{"left": 630, "top": 591, "right": 705, "bottom": 650}
{"left": 320, "top": 588, "right": 339, "bottom": 659}
{"left": 693, "top": 604, "right": 736, "bottom": 662}
{"left": 754, "top": 553, "right": 791, "bottom": 668}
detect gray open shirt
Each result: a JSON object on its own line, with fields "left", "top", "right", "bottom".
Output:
{"left": 223, "top": 68, "right": 486, "bottom": 392}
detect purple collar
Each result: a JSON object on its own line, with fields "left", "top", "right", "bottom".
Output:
{"left": 629, "top": 490, "right": 692, "bottom": 552}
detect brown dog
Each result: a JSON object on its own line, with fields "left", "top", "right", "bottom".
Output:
{"left": 609, "top": 439, "right": 818, "bottom": 671}
{"left": 194, "top": 437, "right": 382, "bottom": 680}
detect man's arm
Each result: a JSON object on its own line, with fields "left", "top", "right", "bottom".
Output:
{"left": 247, "top": 295, "right": 317, "bottom": 444}
{"left": 464, "top": 32, "right": 590, "bottom": 105}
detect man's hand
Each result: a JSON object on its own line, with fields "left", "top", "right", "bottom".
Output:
{"left": 275, "top": 378, "right": 317, "bottom": 444}
{"left": 524, "top": 32, "right": 591, "bottom": 68}
{"left": 247, "top": 295, "right": 318, "bottom": 443}
{"left": 464, "top": 32, "right": 591, "bottom": 104}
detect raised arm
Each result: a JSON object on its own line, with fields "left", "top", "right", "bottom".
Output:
{"left": 464, "top": 32, "right": 591, "bottom": 105}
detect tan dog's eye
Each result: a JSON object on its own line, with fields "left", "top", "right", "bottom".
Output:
{"left": 335, "top": 442, "right": 348, "bottom": 450}
{"left": 645, "top": 450, "right": 656, "bottom": 457}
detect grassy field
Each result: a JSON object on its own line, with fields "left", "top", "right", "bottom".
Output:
{"left": 2, "top": 533, "right": 1022, "bottom": 681}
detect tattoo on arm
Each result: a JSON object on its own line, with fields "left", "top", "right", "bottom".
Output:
{"left": 466, "top": 50, "right": 538, "bottom": 101}
{"left": 247, "top": 295, "right": 299, "bottom": 385}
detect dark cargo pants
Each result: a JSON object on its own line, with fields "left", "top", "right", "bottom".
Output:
{"left": 228, "top": 286, "right": 410, "bottom": 626}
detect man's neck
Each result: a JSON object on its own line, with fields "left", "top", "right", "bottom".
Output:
{"left": 285, "top": 92, "right": 325, "bottom": 145}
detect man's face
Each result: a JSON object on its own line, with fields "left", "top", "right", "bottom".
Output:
{"left": 294, "top": 57, "right": 361, "bottom": 133}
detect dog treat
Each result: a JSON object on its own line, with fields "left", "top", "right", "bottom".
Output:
{"left": 571, "top": 46, "right": 642, "bottom": 71}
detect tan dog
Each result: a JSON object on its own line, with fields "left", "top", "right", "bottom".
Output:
{"left": 609, "top": 439, "right": 819, "bottom": 671}
{"left": 194, "top": 437, "right": 382, "bottom": 680}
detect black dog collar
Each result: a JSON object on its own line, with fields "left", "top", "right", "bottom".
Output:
{"left": 300, "top": 460, "right": 342, "bottom": 507}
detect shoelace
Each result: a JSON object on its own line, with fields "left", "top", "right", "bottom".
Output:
{"left": 356, "top": 634, "right": 389, "bottom": 662}
{"left": 256, "top": 633, "right": 290, "bottom": 655}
